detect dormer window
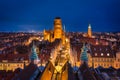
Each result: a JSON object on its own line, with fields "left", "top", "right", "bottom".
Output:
{"left": 95, "top": 53, "right": 97, "bottom": 56}
{"left": 101, "top": 53, "right": 103, "bottom": 56}
{"left": 107, "top": 53, "right": 110, "bottom": 56}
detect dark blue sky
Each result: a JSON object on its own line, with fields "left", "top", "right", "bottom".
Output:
{"left": 0, "top": 0, "right": 120, "bottom": 32}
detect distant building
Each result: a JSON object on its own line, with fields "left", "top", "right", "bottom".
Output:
{"left": 83, "top": 24, "right": 92, "bottom": 38}
{"left": 88, "top": 24, "right": 92, "bottom": 38}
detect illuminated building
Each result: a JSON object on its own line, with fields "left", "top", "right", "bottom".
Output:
{"left": 87, "top": 24, "right": 92, "bottom": 38}
{"left": 72, "top": 42, "right": 120, "bottom": 69}
{"left": 87, "top": 45, "right": 120, "bottom": 69}
{"left": 44, "top": 17, "right": 66, "bottom": 44}
{"left": 0, "top": 56, "right": 29, "bottom": 71}
{"left": 0, "top": 60, "right": 25, "bottom": 71}
{"left": 83, "top": 24, "right": 92, "bottom": 38}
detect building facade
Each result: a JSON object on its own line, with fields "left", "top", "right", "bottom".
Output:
{"left": 0, "top": 60, "right": 29, "bottom": 71}
{"left": 87, "top": 45, "right": 120, "bottom": 69}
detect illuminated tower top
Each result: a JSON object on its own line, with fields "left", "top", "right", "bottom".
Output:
{"left": 53, "top": 17, "right": 63, "bottom": 39}
{"left": 54, "top": 17, "right": 62, "bottom": 29}
{"left": 88, "top": 24, "right": 92, "bottom": 38}
{"left": 88, "top": 24, "right": 91, "bottom": 28}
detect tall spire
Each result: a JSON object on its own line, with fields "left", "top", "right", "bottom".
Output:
{"left": 80, "top": 43, "right": 88, "bottom": 62}
{"left": 88, "top": 24, "right": 92, "bottom": 38}
{"left": 30, "top": 42, "right": 39, "bottom": 63}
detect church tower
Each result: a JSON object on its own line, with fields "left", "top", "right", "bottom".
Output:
{"left": 43, "top": 17, "right": 65, "bottom": 43}
{"left": 88, "top": 24, "right": 92, "bottom": 38}
{"left": 54, "top": 17, "right": 63, "bottom": 39}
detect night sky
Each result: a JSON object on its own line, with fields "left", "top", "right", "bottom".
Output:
{"left": 0, "top": 0, "right": 120, "bottom": 32}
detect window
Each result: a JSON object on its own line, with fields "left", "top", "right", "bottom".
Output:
{"left": 104, "top": 64, "right": 106, "bottom": 67}
{"left": 116, "top": 64, "right": 118, "bottom": 67}
{"left": 110, "top": 59, "right": 112, "bottom": 62}
{"left": 101, "top": 58, "right": 103, "bottom": 61}
{"left": 118, "top": 59, "right": 120, "bottom": 62}
{"left": 95, "top": 53, "right": 97, "bottom": 56}
{"left": 107, "top": 64, "right": 109, "bottom": 67}
{"left": 101, "top": 53, "right": 103, "bottom": 56}
{"left": 107, "top": 53, "right": 110, "bottom": 56}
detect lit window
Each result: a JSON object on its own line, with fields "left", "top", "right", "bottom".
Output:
{"left": 101, "top": 53, "right": 103, "bottom": 56}
{"left": 95, "top": 53, "right": 97, "bottom": 56}
{"left": 107, "top": 53, "right": 110, "bottom": 56}
{"left": 116, "top": 64, "right": 118, "bottom": 67}
{"left": 104, "top": 64, "right": 106, "bottom": 67}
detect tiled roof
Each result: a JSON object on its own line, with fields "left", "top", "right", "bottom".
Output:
{"left": 79, "top": 62, "right": 97, "bottom": 80}
{"left": 0, "top": 54, "right": 29, "bottom": 62}
{"left": 90, "top": 45, "right": 114, "bottom": 58}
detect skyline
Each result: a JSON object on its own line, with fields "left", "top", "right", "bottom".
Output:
{"left": 0, "top": 0, "right": 120, "bottom": 32}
